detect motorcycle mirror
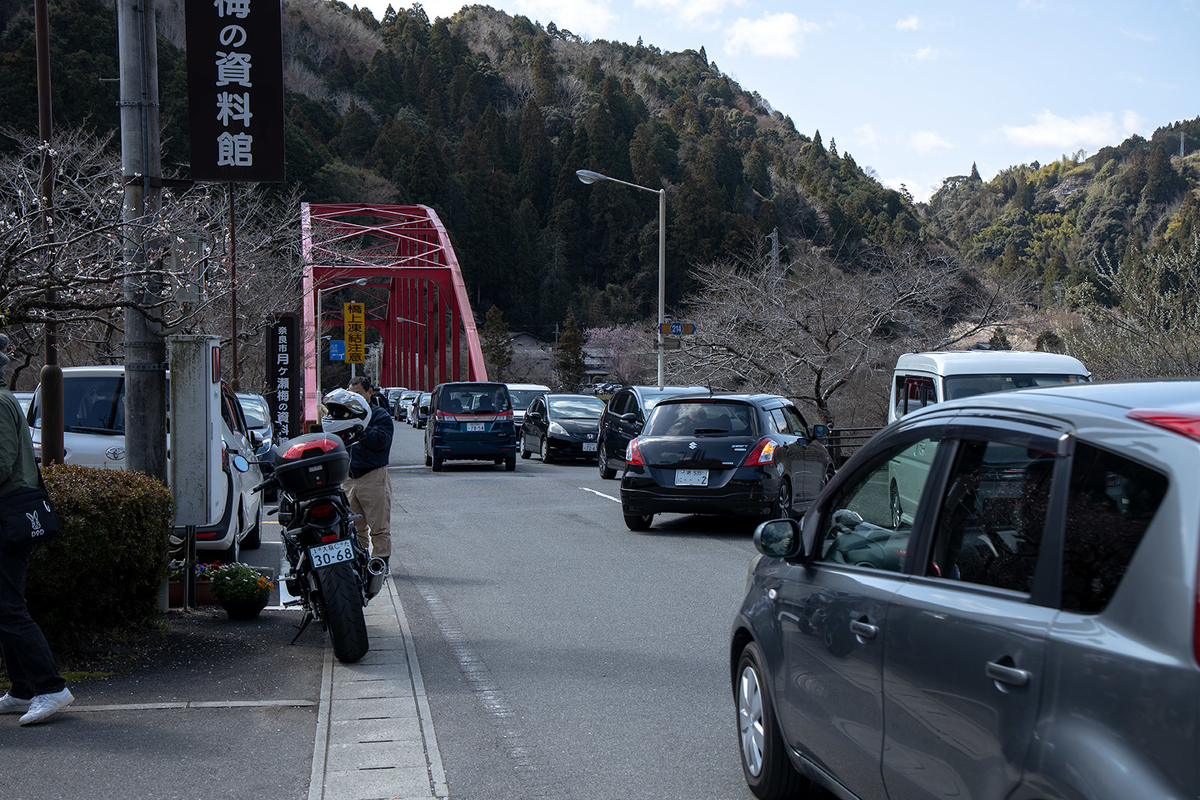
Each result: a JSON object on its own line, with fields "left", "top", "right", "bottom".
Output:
{"left": 231, "top": 454, "right": 250, "bottom": 473}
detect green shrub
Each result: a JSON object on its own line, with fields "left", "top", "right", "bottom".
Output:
{"left": 25, "top": 464, "right": 175, "bottom": 651}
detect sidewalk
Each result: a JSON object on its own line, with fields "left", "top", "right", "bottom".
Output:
{"left": 310, "top": 577, "right": 448, "bottom": 800}
{"left": 0, "top": 578, "right": 446, "bottom": 800}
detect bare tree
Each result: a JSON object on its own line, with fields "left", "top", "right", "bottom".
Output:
{"left": 585, "top": 323, "right": 652, "bottom": 385}
{"left": 1063, "top": 236, "right": 1200, "bottom": 380}
{"left": 0, "top": 127, "right": 305, "bottom": 390}
{"left": 672, "top": 244, "right": 1015, "bottom": 426}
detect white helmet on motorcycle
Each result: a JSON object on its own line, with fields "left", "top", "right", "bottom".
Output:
{"left": 321, "top": 388, "right": 369, "bottom": 442}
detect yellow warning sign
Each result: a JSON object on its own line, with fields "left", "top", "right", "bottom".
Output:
{"left": 344, "top": 302, "right": 365, "bottom": 364}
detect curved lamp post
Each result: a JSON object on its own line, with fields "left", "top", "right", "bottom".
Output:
{"left": 576, "top": 169, "right": 666, "bottom": 388}
{"left": 315, "top": 277, "right": 368, "bottom": 397}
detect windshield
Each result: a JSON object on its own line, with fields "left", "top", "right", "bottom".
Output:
{"left": 442, "top": 384, "right": 510, "bottom": 414}
{"left": 507, "top": 390, "right": 545, "bottom": 410}
{"left": 549, "top": 396, "right": 605, "bottom": 418}
{"left": 40, "top": 375, "right": 126, "bottom": 433}
{"left": 943, "top": 373, "right": 1089, "bottom": 401}
{"left": 646, "top": 401, "right": 757, "bottom": 437}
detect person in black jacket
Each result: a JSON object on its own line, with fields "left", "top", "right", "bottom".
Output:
{"left": 345, "top": 376, "right": 394, "bottom": 568}
{"left": 0, "top": 334, "right": 73, "bottom": 725}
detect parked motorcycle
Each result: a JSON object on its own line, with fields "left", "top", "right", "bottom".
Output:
{"left": 255, "top": 430, "right": 386, "bottom": 663}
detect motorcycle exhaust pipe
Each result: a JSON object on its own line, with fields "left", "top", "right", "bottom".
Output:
{"left": 365, "top": 557, "right": 387, "bottom": 599}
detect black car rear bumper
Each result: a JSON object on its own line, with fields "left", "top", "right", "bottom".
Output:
{"left": 620, "top": 478, "right": 777, "bottom": 518}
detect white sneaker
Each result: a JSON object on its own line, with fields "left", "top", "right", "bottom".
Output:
{"left": 18, "top": 688, "right": 74, "bottom": 726}
{"left": 0, "top": 693, "right": 31, "bottom": 714}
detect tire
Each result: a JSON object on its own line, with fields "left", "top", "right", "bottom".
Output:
{"left": 432, "top": 454, "right": 443, "bottom": 472}
{"left": 505, "top": 456, "right": 516, "bottom": 472}
{"left": 736, "top": 642, "right": 807, "bottom": 800}
{"left": 520, "top": 436, "right": 532, "bottom": 459}
{"left": 598, "top": 442, "right": 617, "bottom": 480}
{"left": 317, "top": 561, "right": 369, "bottom": 663}
{"left": 890, "top": 479, "right": 902, "bottom": 529}
{"left": 242, "top": 503, "right": 262, "bottom": 550}
{"left": 425, "top": 452, "right": 432, "bottom": 467}
{"left": 769, "top": 478, "right": 793, "bottom": 520}
{"left": 624, "top": 512, "right": 653, "bottom": 531}
{"left": 541, "top": 436, "right": 554, "bottom": 464}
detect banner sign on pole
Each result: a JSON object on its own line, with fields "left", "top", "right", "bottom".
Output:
{"left": 266, "top": 312, "right": 304, "bottom": 441}
{"left": 186, "top": 0, "right": 285, "bottom": 182}
{"left": 344, "top": 303, "right": 365, "bottom": 364}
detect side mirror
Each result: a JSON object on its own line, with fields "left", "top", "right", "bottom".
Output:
{"left": 249, "top": 431, "right": 262, "bottom": 448}
{"left": 753, "top": 518, "right": 805, "bottom": 559}
{"left": 527, "top": 411, "right": 542, "bottom": 422}
{"left": 230, "top": 454, "right": 250, "bottom": 473}
{"left": 812, "top": 424, "right": 830, "bottom": 439}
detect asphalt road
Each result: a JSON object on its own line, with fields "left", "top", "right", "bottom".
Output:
{"left": 387, "top": 420, "right": 762, "bottom": 800}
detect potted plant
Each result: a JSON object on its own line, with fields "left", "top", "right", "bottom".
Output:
{"left": 167, "top": 561, "right": 225, "bottom": 605}
{"left": 206, "top": 562, "right": 274, "bottom": 620}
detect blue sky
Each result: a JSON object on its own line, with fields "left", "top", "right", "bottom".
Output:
{"left": 357, "top": 0, "right": 1199, "bottom": 201}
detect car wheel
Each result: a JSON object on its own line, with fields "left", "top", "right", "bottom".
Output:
{"left": 890, "top": 479, "right": 902, "bottom": 529}
{"left": 425, "top": 451, "right": 432, "bottom": 467}
{"left": 541, "top": 436, "right": 554, "bottom": 464}
{"left": 505, "top": 456, "right": 516, "bottom": 472}
{"left": 770, "top": 478, "right": 793, "bottom": 519}
{"left": 520, "top": 436, "right": 532, "bottom": 459}
{"left": 242, "top": 503, "right": 262, "bottom": 550}
{"left": 623, "top": 512, "right": 653, "bottom": 531}
{"left": 432, "top": 454, "right": 443, "bottom": 472}
{"left": 737, "top": 641, "right": 807, "bottom": 799}
{"left": 598, "top": 442, "right": 616, "bottom": 480}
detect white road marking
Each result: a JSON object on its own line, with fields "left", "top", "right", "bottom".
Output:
{"left": 580, "top": 487, "right": 621, "bottom": 503}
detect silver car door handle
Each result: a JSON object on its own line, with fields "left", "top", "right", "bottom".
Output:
{"left": 849, "top": 620, "right": 878, "bottom": 639}
{"left": 986, "top": 661, "right": 1032, "bottom": 687}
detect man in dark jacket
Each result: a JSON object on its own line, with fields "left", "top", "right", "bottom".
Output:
{"left": 345, "top": 376, "right": 394, "bottom": 568}
{"left": 0, "top": 334, "right": 74, "bottom": 725}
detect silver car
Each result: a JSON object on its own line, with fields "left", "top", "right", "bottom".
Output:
{"left": 732, "top": 379, "right": 1199, "bottom": 800}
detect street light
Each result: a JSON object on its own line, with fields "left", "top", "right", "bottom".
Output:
{"left": 315, "top": 277, "right": 368, "bottom": 397}
{"left": 576, "top": 169, "right": 666, "bottom": 388}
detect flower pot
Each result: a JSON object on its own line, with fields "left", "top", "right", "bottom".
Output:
{"left": 168, "top": 580, "right": 219, "bottom": 606}
{"left": 220, "top": 596, "right": 269, "bottom": 620}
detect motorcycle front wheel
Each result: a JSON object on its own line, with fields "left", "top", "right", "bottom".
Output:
{"left": 316, "top": 561, "right": 370, "bottom": 663}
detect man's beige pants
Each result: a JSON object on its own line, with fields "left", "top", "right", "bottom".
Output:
{"left": 345, "top": 466, "right": 391, "bottom": 560}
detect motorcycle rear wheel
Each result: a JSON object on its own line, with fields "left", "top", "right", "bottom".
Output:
{"left": 317, "top": 562, "right": 370, "bottom": 663}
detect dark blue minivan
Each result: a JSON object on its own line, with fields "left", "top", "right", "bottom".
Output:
{"left": 424, "top": 382, "right": 517, "bottom": 471}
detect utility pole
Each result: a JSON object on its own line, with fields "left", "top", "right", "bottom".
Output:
{"left": 118, "top": 0, "right": 167, "bottom": 482}
{"left": 34, "top": 0, "right": 63, "bottom": 464}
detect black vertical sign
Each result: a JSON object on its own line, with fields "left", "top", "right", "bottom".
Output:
{"left": 266, "top": 313, "right": 303, "bottom": 442}
{"left": 186, "top": 0, "right": 285, "bottom": 182}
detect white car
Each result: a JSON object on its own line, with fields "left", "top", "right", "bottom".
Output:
{"left": 505, "top": 382, "right": 550, "bottom": 432}
{"left": 27, "top": 366, "right": 264, "bottom": 560}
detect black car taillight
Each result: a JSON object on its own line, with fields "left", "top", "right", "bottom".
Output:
{"left": 742, "top": 438, "right": 778, "bottom": 466}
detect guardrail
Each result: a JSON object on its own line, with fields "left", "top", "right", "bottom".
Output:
{"left": 826, "top": 427, "right": 882, "bottom": 467}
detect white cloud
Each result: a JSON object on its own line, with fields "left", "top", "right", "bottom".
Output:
{"left": 723, "top": 13, "right": 819, "bottom": 58}
{"left": 895, "top": 15, "right": 920, "bottom": 30}
{"left": 634, "top": 0, "right": 743, "bottom": 28}
{"left": 509, "top": 0, "right": 618, "bottom": 37}
{"left": 1001, "top": 110, "right": 1145, "bottom": 149}
{"left": 914, "top": 46, "right": 941, "bottom": 60}
{"left": 910, "top": 131, "right": 953, "bottom": 154}
{"left": 853, "top": 124, "right": 882, "bottom": 147}
{"left": 1119, "top": 28, "right": 1155, "bottom": 42}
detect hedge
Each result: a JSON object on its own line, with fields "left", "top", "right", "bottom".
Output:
{"left": 23, "top": 464, "right": 175, "bottom": 653}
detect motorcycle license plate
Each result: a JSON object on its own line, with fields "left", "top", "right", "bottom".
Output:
{"left": 308, "top": 540, "right": 354, "bottom": 568}
{"left": 676, "top": 469, "right": 708, "bottom": 486}
{"left": 467, "top": 422, "right": 485, "bottom": 432}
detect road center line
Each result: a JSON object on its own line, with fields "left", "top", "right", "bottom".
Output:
{"left": 580, "top": 487, "right": 621, "bottom": 503}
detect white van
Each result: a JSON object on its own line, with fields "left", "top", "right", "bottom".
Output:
{"left": 885, "top": 351, "right": 1089, "bottom": 528}
{"left": 27, "top": 365, "right": 264, "bottom": 559}
{"left": 888, "top": 350, "right": 1090, "bottom": 424}
{"left": 505, "top": 382, "right": 551, "bottom": 431}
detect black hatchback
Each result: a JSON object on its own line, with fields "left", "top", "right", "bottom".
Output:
{"left": 520, "top": 393, "right": 606, "bottom": 463}
{"left": 619, "top": 394, "right": 833, "bottom": 530}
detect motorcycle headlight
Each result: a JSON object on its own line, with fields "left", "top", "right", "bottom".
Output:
{"left": 549, "top": 422, "right": 567, "bottom": 436}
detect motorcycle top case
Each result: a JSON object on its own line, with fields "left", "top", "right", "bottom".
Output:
{"left": 272, "top": 433, "right": 350, "bottom": 498}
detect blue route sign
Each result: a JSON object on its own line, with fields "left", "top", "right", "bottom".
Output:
{"left": 329, "top": 340, "right": 345, "bottom": 361}
{"left": 659, "top": 322, "right": 696, "bottom": 335}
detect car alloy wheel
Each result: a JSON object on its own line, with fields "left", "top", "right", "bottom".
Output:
{"left": 541, "top": 436, "right": 554, "bottom": 464}
{"left": 598, "top": 442, "right": 616, "bottom": 479}
{"left": 738, "top": 662, "right": 766, "bottom": 777}
{"left": 736, "top": 641, "right": 806, "bottom": 799}
{"left": 772, "top": 479, "right": 792, "bottom": 519}
{"left": 890, "top": 479, "right": 902, "bottom": 529}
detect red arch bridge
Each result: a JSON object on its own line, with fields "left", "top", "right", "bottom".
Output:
{"left": 301, "top": 203, "right": 487, "bottom": 424}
